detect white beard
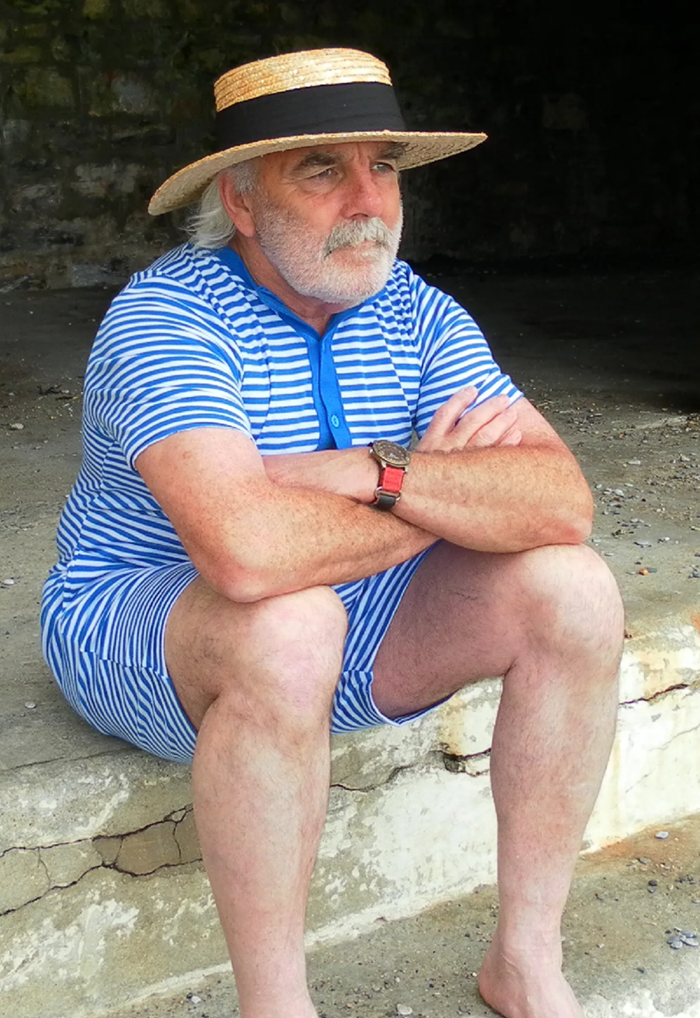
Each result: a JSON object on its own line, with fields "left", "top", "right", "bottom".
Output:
{"left": 250, "top": 192, "right": 403, "bottom": 306}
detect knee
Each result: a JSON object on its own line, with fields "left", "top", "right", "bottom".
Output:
{"left": 217, "top": 585, "right": 348, "bottom": 725}
{"left": 518, "top": 544, "right": 624, "bottom": 664}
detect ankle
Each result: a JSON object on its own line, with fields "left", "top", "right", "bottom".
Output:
{"left": 487, "top": 925, "right": 564, "bottom": 969}
{"left": 239, "top": 990, "right": 317, "bottom": 1018}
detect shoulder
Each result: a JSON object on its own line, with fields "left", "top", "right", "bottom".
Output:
{"left": 378, "top": 259, "right": 476, "bottom": 337}
{"left": 98, "top": 245, "right": 255, "bottom": 342}
{"left": 120, "top": 243, "right": 249, "bottom": 307}
{"left": 385, "top": 259, "right": 463, "bottom": 311}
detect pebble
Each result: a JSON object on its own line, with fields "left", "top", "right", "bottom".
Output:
{"left": 667, "top": 935, "right": 684, "bottom": 949}
{"left": 2, "top": 578, "right": 15, "bottom": 586}
{"left": 638, "top": 857, "right": 651, "bottom": 864}
{"left": 656, "top": 831, "right": 670, "bottom": 839}
{"left": 9, "top": 422, "right": 24, "bottom": 430}
{"left": 397, "top": 1006, "right": 413, "bottom": 1015}
{"left": 187, "top": 994, "right": 202, "bottom": 1005}
{"left": 627, "top": 459, "right": 642, "bottom": 466}
{"left": 24, "top": 702, "right": 37, "bottom": 710}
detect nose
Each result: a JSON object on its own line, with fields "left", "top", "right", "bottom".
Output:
{"left": 342, "top": 165, "right": 384, "bottom": 220}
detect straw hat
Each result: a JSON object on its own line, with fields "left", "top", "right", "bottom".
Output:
{"left": 148, "top": 47, "right": 487, "bottom": 216}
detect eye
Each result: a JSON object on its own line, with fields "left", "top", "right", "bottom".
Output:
{"left": 373, "top": 161, "right": 398, "bottom": 175}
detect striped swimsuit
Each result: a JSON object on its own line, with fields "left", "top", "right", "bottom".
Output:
{"left": 41, "top": 244, "right": 521, "bottom": 763}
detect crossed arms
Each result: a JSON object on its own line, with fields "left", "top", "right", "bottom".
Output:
{"left": 136, "top": 385, "right": 593, "bottom": 604}
{"left": 137, "top": 387, "right": 592, "bottom": 602}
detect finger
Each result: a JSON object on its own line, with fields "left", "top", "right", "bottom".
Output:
{"left": 452, "top": 394, "right": 511, "bottom": 441}
{"left": 427, "top": 386, "right": 479, "bottom": 430}
{"left": 417, "top": 386, "right": 479, "bottom": 451}
{"left": 465, "top": 406, "right": 519, "bottom": 448}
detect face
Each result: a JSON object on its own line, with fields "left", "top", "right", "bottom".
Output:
{"left": 244, "top": 141, "right": 404, "bottom": 306}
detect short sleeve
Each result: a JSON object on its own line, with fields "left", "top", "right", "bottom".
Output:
{"left": 83, "top": 278, "right": 254, "bottom": 469}
{"left": 411, "top": 275, "right": 523, "bottom": 438}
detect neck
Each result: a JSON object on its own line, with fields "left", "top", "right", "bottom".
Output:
{"left": 232, "top": 235, "right": 353, "bottom": 335}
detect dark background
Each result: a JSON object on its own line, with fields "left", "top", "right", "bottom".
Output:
{"left": 0, "top": 0, "right": 697, "bottom": 288}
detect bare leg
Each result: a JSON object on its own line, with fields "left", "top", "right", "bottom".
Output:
{"left": 373, "top": 542, "right": 624, "bottom": 1018}
{"left": 166, "top": 581, "right": 347, "bottom": 1018}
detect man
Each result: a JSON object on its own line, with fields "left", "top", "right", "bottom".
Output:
{"left": 42, "top": 48, "right": 624, "bottom": 1018}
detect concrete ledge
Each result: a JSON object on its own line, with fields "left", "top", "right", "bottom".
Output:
{"left": 1, "top": 621, "right": 699, "bottom": 1018}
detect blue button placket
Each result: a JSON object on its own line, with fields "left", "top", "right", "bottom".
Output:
{"left": 212, "top": 245, "right": 361, "bottom": 452}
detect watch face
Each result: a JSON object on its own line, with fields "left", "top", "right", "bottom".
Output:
{"left": 372, "top": 440, "right": 411, "bottom": 468}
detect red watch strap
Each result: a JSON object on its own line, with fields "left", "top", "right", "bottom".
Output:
{"left": 379, "top": 464, "right": 405, "bottom": 496}
{"left": 372, "top": 463, "right": 407, "bottom": 509}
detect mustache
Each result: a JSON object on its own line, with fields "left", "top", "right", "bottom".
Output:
{"left": 323, "top": 217, "right": 394, "bottom": 256}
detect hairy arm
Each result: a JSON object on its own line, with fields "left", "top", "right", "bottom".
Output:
{"left": 136, "top": 428, "right": 436, "bottom": 604}
{"left": 396, "top": 392, "right": 593, "bottom": 550}
{"left": 264, "top": 389, "right": 593, "bottom": 553}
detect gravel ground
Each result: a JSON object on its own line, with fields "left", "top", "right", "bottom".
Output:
{"left": 102, "top": 815, "right": 700, "bottom": 1018}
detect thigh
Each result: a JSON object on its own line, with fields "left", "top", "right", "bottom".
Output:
{"left": 371, "top": 540, "right": 598, "bottom": 718}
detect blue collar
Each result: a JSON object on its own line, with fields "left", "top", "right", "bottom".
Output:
{"left": 209, "top": 245, "right": 384, "bottom": 337}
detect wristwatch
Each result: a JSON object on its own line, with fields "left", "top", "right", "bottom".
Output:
{"left": 369, "top": 440, "right": 411, "bottom": 510}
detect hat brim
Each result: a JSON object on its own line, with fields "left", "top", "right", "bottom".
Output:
{"left": 148, "top": 130, "right": 487, "bottom": 216}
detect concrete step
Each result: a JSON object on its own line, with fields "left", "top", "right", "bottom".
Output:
{"left": 1, "top": 610, "right": 699, "bottom": 1018}
{"left": 90, "top": 814, "right": 700, "bottom": 1018}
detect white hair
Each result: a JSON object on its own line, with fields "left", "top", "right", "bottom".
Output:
{"left": 184, "top": 159, "right": 260, "bottom": 249}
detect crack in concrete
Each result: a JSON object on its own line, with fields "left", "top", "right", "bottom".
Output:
{"left": 4, "top": 744, "right": 134, "bottom": 777}
{"left": 331, "top": 762, "right": 419, "bottom": 794}
{"left": 0, "top": 852, "right": 207, "bottom": 918}
{"left": 0, "top": 860, "right": 102, "bottom": 918}
{"left": 441, "top": 749, "right": 492, "bottom": 776}
{"left": 0, "top": 804, "right": 193, "bottom": 856}
{"left": 0, "top": 806, "right": 202, "bottom": 916}
{"left": 331, "top": 749, "right": 494, "bottom": 792}
{"left": 620, "top": 682, "right": 692, "bottom": 707}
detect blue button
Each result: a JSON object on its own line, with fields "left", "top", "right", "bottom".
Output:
{"left": 330, "top": 414, "right": 340, "bottom": 428}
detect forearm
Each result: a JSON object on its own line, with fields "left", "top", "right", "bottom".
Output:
{"left": 183, "top": 478, "right": 436, "bottom": 603}
{"left": 264, "top": 437, "right": 593, "bottom": 555}
{"left": 393, "top": 445, "right": 593, "bottom": 552}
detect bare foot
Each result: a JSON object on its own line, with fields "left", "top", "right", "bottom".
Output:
{"left": 477, "top": 934, "right": 584, "bottom": 1018}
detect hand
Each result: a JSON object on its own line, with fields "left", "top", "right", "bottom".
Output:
{"left": 263, "top": 448, "right": 377, "bottom": 503}
{"left": 416, "top": 386, "right": 522, "bottom": 453}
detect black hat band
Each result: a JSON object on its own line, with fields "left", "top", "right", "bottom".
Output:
{"left": 214, "top": 81, "right": 407, "bottom": 152}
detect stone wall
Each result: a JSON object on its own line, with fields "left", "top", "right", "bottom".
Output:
{"left": 0, "top": 0, "right": 696, "bottom": 289}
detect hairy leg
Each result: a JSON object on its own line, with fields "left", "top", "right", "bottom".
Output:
{"left": 373, "top": 542, "right": 624, "bottom": 1018}
{"left": 166, "top": 581, "right": 347, "bottom": 1018}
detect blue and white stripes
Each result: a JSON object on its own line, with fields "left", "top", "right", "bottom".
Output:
{"left": 41, "top": 242, "right": 521, "bottom": 760}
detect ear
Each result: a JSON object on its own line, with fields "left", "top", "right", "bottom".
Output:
{"left": 218, "top": 170, "right": 257, "bottom": 237}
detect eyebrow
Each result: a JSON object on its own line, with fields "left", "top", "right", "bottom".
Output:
{"left": 378, "top": 142, "right": 407, "bottom": 161}
{"left": 291, "top": 152, "right": 340, "bottom": 173}
{"left": 290, "top": 143, "right": 408, "bottom": 175}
